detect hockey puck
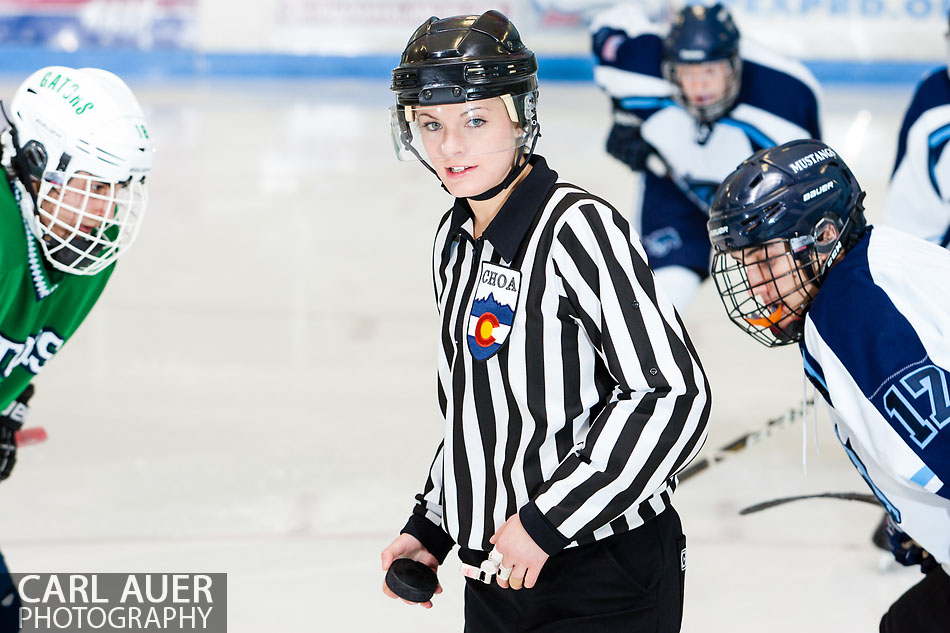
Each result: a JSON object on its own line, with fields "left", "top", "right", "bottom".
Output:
{"left": 385, "top": 559, "right": 438, "bottom": 603}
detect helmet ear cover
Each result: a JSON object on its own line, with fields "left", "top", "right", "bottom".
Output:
{"left": 781, "top": 215, "right": 842, "bottom": 286}
{"left": 812, "top": 216, "right": 843, "bottom": 256}
{"left": 807, "top": 189, "right": 868, "bottom": 266}
{"left": 17, "top": 139, "right": 47, "bottom": 181}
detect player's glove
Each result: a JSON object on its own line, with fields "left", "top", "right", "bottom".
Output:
{"left": 0, "top": 384, "right": 34, "bottom": 481}
{"left": 606, "top": 109, "right": 653, "bottom": 172}
{"left": 884, "top": 515, "right": 938, "bottom": 572}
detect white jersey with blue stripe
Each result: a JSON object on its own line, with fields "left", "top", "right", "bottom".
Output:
{"left": 591, "top": 4, "right": 822, "bottom": 212}
{"left": 802, "top": 225, "right": 950, "bottom": 568}
{"left": 637, "top": 101, "right": 814, "bottom": 200}
{"left": 883, "top": 67, "right": 950, "bottom": 247}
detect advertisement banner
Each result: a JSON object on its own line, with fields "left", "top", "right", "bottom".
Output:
{"left": 0, "top": 0, "right": 940, "bottom": 76}
{"left": 0, "top": 0, "right": 196, "bottom": 50}
{"left": 259, "top": 0, "right": 945, "bottom": 61}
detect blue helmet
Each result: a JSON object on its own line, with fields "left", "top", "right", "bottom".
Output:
{"left": 662, "top": 3, "right": 742, "bottom": 122}
{"left": 707, "top": 139, "right": 867, "bottom": 347}
{"left": 708, "top": 139, "right": 866, "bottom": 253}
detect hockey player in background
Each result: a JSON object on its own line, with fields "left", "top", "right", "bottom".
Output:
{"left": 881, "top": 19, "right": 950, "bottom": 247}
{"left": 707, "top": 139, "right": 950, "bottom": 632}
{"left": 0, "top": 66, "right": 154, "bottom": 632}
{"left": 591, "top": 2, "right": 821, "bottom": 310}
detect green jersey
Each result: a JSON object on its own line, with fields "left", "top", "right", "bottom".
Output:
{"left": 0, "top": 178, "right": 114, "bottom": 410}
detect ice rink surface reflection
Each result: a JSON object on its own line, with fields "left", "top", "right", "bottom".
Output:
{"left": 0, "top": 77, "right": 928, "bottom": 631}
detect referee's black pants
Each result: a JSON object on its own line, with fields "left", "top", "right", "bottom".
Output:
{"left": 461, "top": 507, "right": 686, "bottom": 633}
{"left": 879, "top": 564, "right": 950, "bottom": 633}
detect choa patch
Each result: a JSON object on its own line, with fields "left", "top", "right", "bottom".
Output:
{"left": 468, "top": 262, "right": 521, "bottom": 361}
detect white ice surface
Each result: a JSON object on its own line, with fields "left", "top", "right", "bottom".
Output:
{"left": 0, "top": 78, "right": 929, "bottom": 632}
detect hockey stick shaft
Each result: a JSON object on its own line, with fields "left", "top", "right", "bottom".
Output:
{"left": 645, "top": 152, "right": 710, "bottom": 212}
{"left": 14, "top": 426, "right": 47, "bottom": 447}
{"left": 739, "top": 492, "right": 879, "bottom": 515}
{"left": 678, "top": 401, "right": 813, "bottom": 483}
{"left": 610, "top": 110, "right": 710, "bottom": 212}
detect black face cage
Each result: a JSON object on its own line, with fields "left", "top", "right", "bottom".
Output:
{"left": 710, "top": 239, "right": 822, "bottom": 347}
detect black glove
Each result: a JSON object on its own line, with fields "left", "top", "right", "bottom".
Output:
{"left": 884, "top": 515, "right": 939, "bottom": 573}
{"left": 0, "top": 384, "right": 34, "bottom": 481}
{"left": 606, "top": 109, "right": 653, "bottom": 171}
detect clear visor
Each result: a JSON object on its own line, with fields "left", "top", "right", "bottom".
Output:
{"left": 35, "top": 170, "right": 148, "bottom": 275}
{"left": 390, "top": 92, "right": 536, "bottom": 162}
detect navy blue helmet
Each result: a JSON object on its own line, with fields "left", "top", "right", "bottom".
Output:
{"left": 662, "top": 3, "right": 742, "bottom": 122}
{"left": 707, "top": 139, "right": 867, "bottom": 347}
{"left": 664, "top": 2, "right": 739, "bottom": 63}
{"left": 708, "top": 139, "right": 866, "bottom": 253}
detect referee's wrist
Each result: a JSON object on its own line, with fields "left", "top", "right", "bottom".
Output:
{"left": 520, "top": 502, "right": 570, "bottom": 555}
{"left": 401, "top": 514, "right": 455, "bottom": 564}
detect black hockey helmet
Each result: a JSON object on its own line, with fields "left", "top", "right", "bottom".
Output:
{"left": 707, "top": 139, "right": 867, "bottom": 347}
{"left": 389, "top": 11, "right": 541, "bottom": 201}
{"left": 391, "top": 11, "right": 538, "bottom": 110}
{"left": 662, "top": 3, "right": 742, "bottom": 122}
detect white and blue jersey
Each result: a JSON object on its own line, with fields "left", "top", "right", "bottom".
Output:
{"left": 883, "top": 67, "right": 950, "bottom": 247}
{"left": 802, "top": 226, "right": 950, "bottom": 569}
{"left": 591, "top": 4, "right": 822, "bottom": 276}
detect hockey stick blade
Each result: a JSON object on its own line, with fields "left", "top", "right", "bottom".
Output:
{"left": 678, "top": 401, "right": 813, "bottom": 483}
{"left": 739, "top": 492, "right": 879, "bottom": 515}
{"left": 14, "top": 427, "right": 48, "bottom": 447}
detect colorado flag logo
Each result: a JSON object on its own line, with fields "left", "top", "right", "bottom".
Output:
{"left": 468, "top": 262, "right": 521, "bottom": 361}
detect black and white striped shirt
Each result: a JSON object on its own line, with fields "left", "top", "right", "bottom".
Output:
{"left": 402, "top": 155, "right": 711, "bottom": 559}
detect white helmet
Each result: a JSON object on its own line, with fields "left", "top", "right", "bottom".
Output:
{"left": 4, "top": 66, "right": 155, "bottom": 275}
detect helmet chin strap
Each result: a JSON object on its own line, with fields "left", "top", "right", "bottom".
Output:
{"left": 43, "top": 232, "right": 103, "bottom": 270}
{"left": 397, "top": 125, "right": 452, "bottom": 194}
{"left": 466, "top": 124, "right": 541, "bottom": 202}
{"left": 773, "top": 316, "right": 805, "bottom": 344}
